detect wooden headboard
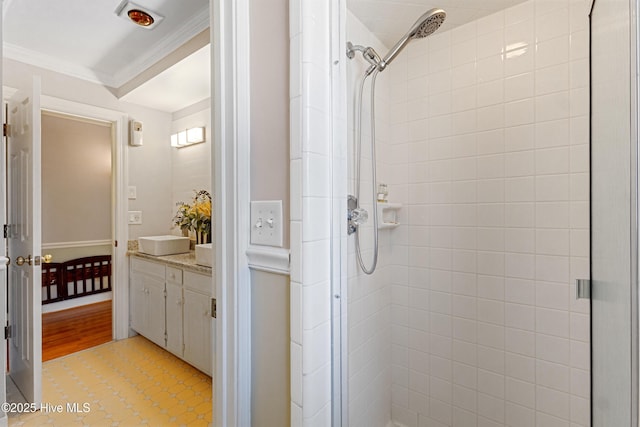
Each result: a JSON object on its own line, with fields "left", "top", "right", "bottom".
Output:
{"left": 42, "top": 255, "right": 112, "bottom": 305}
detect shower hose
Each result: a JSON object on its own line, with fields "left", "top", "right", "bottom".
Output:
{"left": 354, "top": 68, "right": 380, "bottom": 275}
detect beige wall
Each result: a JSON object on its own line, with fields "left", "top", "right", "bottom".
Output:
{"left": 251, "top": 270, "right": 291, "bottom": 427}
{"left": 42, "top": 112, "right": 112, "bottom": 245}
{"left": 249, "top": 0, "right": 291, "bottom": 425}
{"left": 250, "top": 0, "right": 290, "bottom": 248}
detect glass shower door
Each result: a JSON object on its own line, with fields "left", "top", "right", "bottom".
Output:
{"left": 590, "top": 0, "right": 638, "bottom": 425}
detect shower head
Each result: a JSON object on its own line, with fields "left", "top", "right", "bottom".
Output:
{"left": 378, "top": 8, "right": 446, "bottom": 72}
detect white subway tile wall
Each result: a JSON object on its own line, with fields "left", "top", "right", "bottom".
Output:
{"left": 342, "top": 0, "right": 591, "bottom": 426}
{"left": 291, "top": 0, "right": 336, "bottom": 425}
{"left": 345, "top": 10, "right": 395, "bottom": 427}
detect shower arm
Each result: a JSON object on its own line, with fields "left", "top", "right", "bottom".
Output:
{"left": 346, "top": 42, "right": 381, "bottom": 75}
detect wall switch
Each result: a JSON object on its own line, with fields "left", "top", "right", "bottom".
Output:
{"left": 250, "top": 200, "right": 283, "bottom": 247}
{"left": 128, "top": 186, "right": 137, "bottom": 199}
{"left": 128, "top": 211, "right": 143, "bottom": 225}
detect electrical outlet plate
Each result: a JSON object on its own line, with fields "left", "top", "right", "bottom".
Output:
{"left": 250, "top": 200, "right": 283, "bottom": 247}
{"left": 128, "top": 210, "right": 142, "bottom": 225}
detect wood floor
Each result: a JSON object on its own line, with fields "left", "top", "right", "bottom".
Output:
{"left": 42, "top": 300, "right": 112, "bottom": 362}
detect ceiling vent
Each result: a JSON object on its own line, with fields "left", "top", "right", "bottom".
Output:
{"left": 114, "top": 1, "right": 164, "bottom": 30}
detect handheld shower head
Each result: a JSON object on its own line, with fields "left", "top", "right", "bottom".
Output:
{"left": 378, "top": 8, "right": 446, "bottom": 71}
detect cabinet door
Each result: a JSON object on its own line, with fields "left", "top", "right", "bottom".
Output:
{"left": 129, "top": 271, "right": 146, "bottom": 334}
{"left": 145, "top": 277, "right": 166, "bottom": 348}
{"left": 165, "top": 282, "right": 183, "bottom": 356}
{"left": 183, "top": 288, "right": 213, "bottom": 375}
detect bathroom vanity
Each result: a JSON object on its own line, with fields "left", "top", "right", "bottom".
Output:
{"left": 129, "top": 252, "right": 214, "bottom": 376}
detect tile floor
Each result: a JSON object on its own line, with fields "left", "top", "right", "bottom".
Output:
{"left": 8, "top": 335, "right": 213, "bottom": 426}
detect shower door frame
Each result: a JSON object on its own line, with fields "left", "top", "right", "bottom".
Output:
{"left": 330, "top": 0, "right": 357, "bottom": 425}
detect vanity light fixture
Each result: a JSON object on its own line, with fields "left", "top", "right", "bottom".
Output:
{"left": 171, "top": 127, "right": 206, "bottom": 148}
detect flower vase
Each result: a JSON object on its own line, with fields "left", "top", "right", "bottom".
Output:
{"left": 196, "top": 231, "right": 209, "bottom": 245}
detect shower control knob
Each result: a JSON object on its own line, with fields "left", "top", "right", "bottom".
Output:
{"left": 350, "top": 208, "right": 369, "bottom": 226}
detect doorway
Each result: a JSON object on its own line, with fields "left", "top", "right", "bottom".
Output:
{"left": 40, "top": 110, "right": 114, "bottom": 361}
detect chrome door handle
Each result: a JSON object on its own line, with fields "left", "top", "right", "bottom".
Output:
{"left": 576, "top": 279, "right": 591, "bottom": 299}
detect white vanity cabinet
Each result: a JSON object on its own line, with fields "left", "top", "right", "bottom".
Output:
{"left": 183, "top": 271, "right": 214, "bottom": 375}
{"left": 129, "top": 256, "right": 214, "bottom": 375}
{"left": 130, "top": 258, "right": 166, "bottom": 348}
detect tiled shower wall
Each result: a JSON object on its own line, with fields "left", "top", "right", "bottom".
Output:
{"left": 347, "top": 0, "right": 592, "bottom": 426}
{"left": 346, "top": 12, "right": 394, "bottom": 427}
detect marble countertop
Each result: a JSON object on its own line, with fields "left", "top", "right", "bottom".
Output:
{"left": 128, "top": 250, "right": 213, "bottom": 276}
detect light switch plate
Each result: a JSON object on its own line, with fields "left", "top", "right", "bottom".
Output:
{"left": 128, "top": 186, "right": 137, "bottom": 199}
{"left": 250, "top": 200, "right": 283, "bottom": 247}
{"left": 128, "top": 211, "right": 142, "bottom": 225}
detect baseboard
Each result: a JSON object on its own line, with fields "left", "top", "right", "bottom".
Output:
{"left": 388, "top": 422, "right": 406, "bottom": 427}
{"left": 42, "top": 292, "right": 112, "bottom": 313}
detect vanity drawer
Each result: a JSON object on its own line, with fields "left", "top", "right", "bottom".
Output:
{"left": 184, "top": 270, "right": 212, "bottom": 295}
{"left": 131, "top": 257, "right": 165, "bottom": 279}
{"left": 166, "top": 266, "right": 183, "bottom": 284}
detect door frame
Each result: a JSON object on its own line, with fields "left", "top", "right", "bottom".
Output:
{"left": 40, "top": 96, "right": 129, "bottom": 339}
{"left": 631, "top": 0, "right": 640, "bottom": 422}
{"left": 212, "top": 0, "right": 252, "bottom": 425}
{"left": 37, "top": 96, "right": 129, "bottom": 340}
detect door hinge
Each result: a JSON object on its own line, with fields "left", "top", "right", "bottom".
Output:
{"left": 211, "top": 298, "right": 217, "bottom": 318}
{"left": 576, "top": 278, "right": 591, "bottom": 299}
{"left": 4, "top": 325, "right": 11, "bottom": 339}
{"left": 163, "top": 289, "right": 167, "bottom": 297}
{"left": 3, "top": 224, "right": 8, "bottom": 239}
{"left": 3, "top": 123, "right": 9, "bottom": 138}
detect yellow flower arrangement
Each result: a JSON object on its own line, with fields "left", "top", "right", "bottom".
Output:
{"left": 173, "top": 190, "right": 212, "bottom": 243}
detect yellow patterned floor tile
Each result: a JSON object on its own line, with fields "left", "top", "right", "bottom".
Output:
{"left": 9, "top": 336, "right": 213, "bottom": 427}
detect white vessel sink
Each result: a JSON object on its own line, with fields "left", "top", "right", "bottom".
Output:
{"left": 195, "top": 243, "right": 213, "bottom": 267}
{"left": 138, "top": 235, "right": 190, "bottom": 256}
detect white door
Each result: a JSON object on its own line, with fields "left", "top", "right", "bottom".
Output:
{"left": 7, "top": 77, "right": 42, "bottom": 405}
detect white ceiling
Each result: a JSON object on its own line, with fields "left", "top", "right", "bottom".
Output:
{"left": 3, "top": 0, "right": 209, "bottom": 112}
{"left": 120, "top": 45, "right": 210, "bottom": 113}
{"left": 348, "top": 0, "right": 528, "bottom": 48}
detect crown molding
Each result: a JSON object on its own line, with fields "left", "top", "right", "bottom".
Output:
{"left": 3, "top": 42, "right": 118, "bottom": 87}
{"left": 3, "top": 6, "right": 210, "bottom": 90}
{"left": 111, "top": 8, "right": 210, "bottom": 88}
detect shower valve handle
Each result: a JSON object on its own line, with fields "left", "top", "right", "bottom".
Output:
{"left": 349, "top": 208, "right": 369, "bottom": 226}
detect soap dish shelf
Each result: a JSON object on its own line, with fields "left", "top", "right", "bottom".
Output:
{"left": 377, "top": 202, "right": 402, "bottom": 229}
